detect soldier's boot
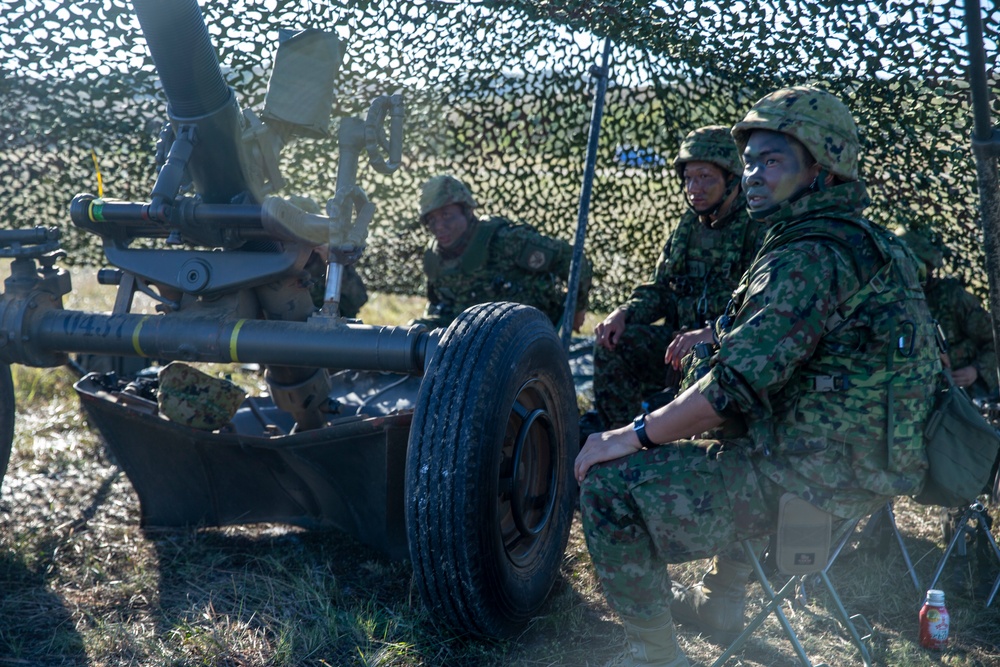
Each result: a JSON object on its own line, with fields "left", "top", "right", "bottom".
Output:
{"left": 670, "top": 556, "right": 753, "bottom": 644}
{"left": 607, "top": 613, "right": 690, "bottom": 667}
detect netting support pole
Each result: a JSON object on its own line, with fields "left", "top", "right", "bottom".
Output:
{"left": 966, "top": 0, "right": 1000, "bottom": 391}
{"left": 560, "top": 36, "right": 612, "bottom": 348}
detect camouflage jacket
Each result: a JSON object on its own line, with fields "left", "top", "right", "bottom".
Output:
{"left": 925, "top": 276, "right": 998, "bottom": 393}
{"left": 621, "top": 193, "right": 761, "bottom": 330}
{"left": 417, "top": 216, "right": 592, "bottom": 329}
{"left": 697, "top": 182, "right": 941, "bottom": 519}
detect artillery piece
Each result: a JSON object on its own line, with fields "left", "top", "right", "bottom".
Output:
{"left": 0, "top": 0, "right": 579, "bottom": 639}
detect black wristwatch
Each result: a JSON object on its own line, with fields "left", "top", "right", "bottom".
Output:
{"left": 632, "top": 413, "right": 657, "bottom": 448}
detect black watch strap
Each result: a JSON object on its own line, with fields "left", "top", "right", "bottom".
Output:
{"left": 633, "top": 413, "right": 657, "bottom": 448}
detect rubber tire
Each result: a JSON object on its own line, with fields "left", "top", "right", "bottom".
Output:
{"left": 405, "top": 302, "right": 578, "bottom": 638}
{"left": 0, "top": 364, "right": 13, "bottom": 496}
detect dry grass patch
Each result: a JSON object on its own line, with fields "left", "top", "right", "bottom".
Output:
{"left": 0, "top": 273, "right": 998, "bottom": 665}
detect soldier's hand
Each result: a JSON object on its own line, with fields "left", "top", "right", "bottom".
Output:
{"left": 950, "top": 365, "right": 978, "bottom": 388}
{"left": 573, "top": 309, "right": 586, "bottom": 332}
{"left": 595, "top": 308, "right": 628, "bottom": 350}
{"left": 665, "top": 326, "right": 713, "bottom": 370}
{"left": 575, "top": 425, "right": 642, "bottom": 483}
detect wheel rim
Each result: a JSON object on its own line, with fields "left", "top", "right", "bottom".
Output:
{"left": 499, "top": 378, "right": 559, "bottom": 567}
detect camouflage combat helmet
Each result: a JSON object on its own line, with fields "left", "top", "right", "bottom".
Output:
{"left": 732, "top": 86, "right": 860, "bottom": 181}
{"left": 894, "top": 226, "right": 944, "bottom": 268}
{"left": 673, "top": 125, "right": 742, "bottom": 178}
{"left": 419, "top": 174, "right": 478, "bottom": 224}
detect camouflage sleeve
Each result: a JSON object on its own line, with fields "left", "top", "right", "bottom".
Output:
{"left": 419, "top": 256, "right": 453, "bottom": 328}
{"left": 495, "top": 225, "right": 591, "bottom": 310}
{"left": 620, "top": 232, "right": 680, "bottom": 326}
{"left": 696, "top": 240, "right": 859, "bottom": 421}
{"left": 954, "top": 283, "right": 998, "bottom": 390}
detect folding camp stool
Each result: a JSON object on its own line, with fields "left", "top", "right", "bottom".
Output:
{"left": 847, "top": 501, "right": 921, "bottom": 595}
{"left": 710, "top": 495, "right": 873, "bottom": 667}
{"left": 927, "top": 500, "right": 1000, "bottom": 608}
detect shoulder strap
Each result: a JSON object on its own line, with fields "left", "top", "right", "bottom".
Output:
{"left": 757, "top": 216, "right": 907, "bottom": 333}
{"left": 664, "top": 212, "right": 696, "bottom": 274}
{"left": 457, "top": 218, "right": 505, "bottom": 273}
{"left": 423, "top": 247, "right": 440, "bottom": 281}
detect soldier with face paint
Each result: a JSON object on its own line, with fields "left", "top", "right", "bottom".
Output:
{"left": 586, "top": 127, "right": 761, "bottom": 434}
{"left": 575, "top": 87, "right": 941, "bottom": 667}
{"left": 411, "top": 174, "right": 592, "bottom": 330}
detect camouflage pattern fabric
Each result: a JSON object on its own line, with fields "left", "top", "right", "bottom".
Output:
{"left": 673, "top": 125, "right": 743, "bottom": 178}
{"left": 732, "top": 86, "right": 860, "bottom": 181}
{"left": 580, "top": 182, "right": 940, "bottom": 622}
{"left": 580, "top": 440, "right": 778, "bottom": 620}
{"left": 593, "top": 195, "right": 760, "bottom": 426}
{"left": 413, "top": 215, "right": 592, "bottom": 329}
{"left": 157, "top": 362, "right": 247, "bottom": 431}
{"left": 418, "top": 174, "right": 477, "bottom": 223}
{"left": 894, "top": 226, "right": 944, "bottom": 269}
{"left": 592, "top": 324, "right": 678, "bottom": 427}
{"left": 699, "top": 182, "right": 940, "bottom": 519}
{"left": 925, "top": 276, "right": 998, "bottom": 395}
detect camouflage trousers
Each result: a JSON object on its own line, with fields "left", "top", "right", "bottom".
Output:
{"left": 579, "top": 440, "right": 779, "bottom": 621}
{"left": 592, "top": 324, "right": 679, "bottom": 428}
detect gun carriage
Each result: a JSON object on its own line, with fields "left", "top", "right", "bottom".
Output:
{"left": 0, "top": 0, "right": 579, "bottom": 639}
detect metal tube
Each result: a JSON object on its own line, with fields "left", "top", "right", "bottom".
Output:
{"left": 561, "top": 36, "right": 612, "bottom": 347}
{"left": 965, "top": 0, "right": 1000, "bottom": 392}
{"left": 31, "top": 310, "right": 429, "bottom": 374}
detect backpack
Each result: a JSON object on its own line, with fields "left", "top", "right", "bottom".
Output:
{"left": 913, "top": 375, "right": 1000, "bottom": 507}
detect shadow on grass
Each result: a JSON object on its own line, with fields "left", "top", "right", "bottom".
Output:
{"left": 0, "top": 549, "right": 88, "bottom": 666}
{"left": 141, "top": 523, "right": 612, "bottom": 666}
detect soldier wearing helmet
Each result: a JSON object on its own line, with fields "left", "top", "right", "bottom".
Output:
{"left": 585, "top": 126, "right": 762, "bottom": 435}
{"left": 576, "top": 87, "right": 941, "bottom": 666}
{"left": 895, "top": 226, "right": 996, "bottom": 397}
{"left": 412, "top": 174, "right": 592, "bottom": 330}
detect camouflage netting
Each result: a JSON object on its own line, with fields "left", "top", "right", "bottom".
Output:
{"left": 1, "top": 0, "right": 999, "bottom": 311}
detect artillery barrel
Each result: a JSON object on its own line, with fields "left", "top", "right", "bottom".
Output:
{"left": 20, "top": 310, "right": 432, "bottom": 375}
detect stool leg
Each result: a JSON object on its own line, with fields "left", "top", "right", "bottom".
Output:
{"left": 817, "top": 570, "right": 873, "bottom": 667}
{"left": 883, "top": 502, "right": 922, "bottom": 594}
{"left": 976, "top": 517, "right": 1000, "bottom": 607}
{"left": 711, "top": 541, "right": 814, "bottom": 667}
{"left": 928, "top": 505, "right": 976, "bottom": 593}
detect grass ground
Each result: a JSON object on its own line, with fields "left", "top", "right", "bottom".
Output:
{"left": 1, "top": 268, "right": 998, "bottom": 666}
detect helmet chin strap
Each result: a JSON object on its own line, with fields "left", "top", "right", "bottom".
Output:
{"left": 810, "top": 167, "right": 829, "bottom": 193}
{"left": 785, "top": 166, "right": 830, "bottom": 205}
{"left": 748, "top": 167, "right": 830, "bottom": 222}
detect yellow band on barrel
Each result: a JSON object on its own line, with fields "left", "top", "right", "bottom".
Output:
{"left": 230, "top": 319, "right": 247, "bottom": 363}
{"left": 132, "top": 316, "right": 148, "bottom": 357}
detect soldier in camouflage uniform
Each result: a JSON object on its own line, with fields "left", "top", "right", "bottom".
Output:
{"left": 590, "top": 126, "right": 761, "bottom": 430}
{"left": 895, "top": 227, "right": 997, "bottom": 398}
{"left": 895, "top": 227, "right": 1000, "bottom": 589}
{"left": 410, "top": 174, "right": 592, "bottom": 330}
{"left": 575, "top": 87, "right": 941, "bottom": 667}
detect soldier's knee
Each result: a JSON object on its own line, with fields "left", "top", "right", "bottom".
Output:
{"left": 579, "top": 460, "right": 625, "bottom": 506}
